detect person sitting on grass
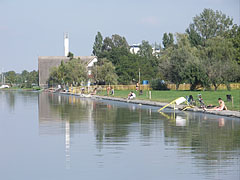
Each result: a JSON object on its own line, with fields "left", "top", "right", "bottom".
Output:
{"left": 91, "top": 88, "right": 97, "bottom": 95}
{"left": 204, "top": 98, "right": 227, "bottom": 111}
{"left": 128, "top": 91, "right": 136, "bottom": 100}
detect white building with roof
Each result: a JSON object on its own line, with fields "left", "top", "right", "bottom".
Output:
{"left": 38, "top": 33, "right": 97, "bottom": 88}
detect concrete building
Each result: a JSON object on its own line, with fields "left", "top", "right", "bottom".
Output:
{"left": 38, "top": 33, "right": 98, "bottom": 88}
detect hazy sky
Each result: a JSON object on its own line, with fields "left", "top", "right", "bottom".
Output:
{"left": 0, "top": 0, "right": 239, "bottom": 72}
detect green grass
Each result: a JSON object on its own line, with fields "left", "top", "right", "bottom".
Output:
{"left": 98, "top": 89, "right": 240, "bottom": 111}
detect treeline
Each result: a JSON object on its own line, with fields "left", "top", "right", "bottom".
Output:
{"left": 1, "top": 70, "right": 38, "bottom": 88}
{"left": 49, "top": 8, "right": 240, "bottom": 90}
{"left": 91, "top": 8, "right": 240, "bottom": 90}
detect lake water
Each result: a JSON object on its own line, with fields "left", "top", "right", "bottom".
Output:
{"left": 0, "top": 91, "right": 239, "bottom": 180}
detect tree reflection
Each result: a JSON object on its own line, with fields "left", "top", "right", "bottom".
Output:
{"left": 39, "top": 92, "right": 240, "bottom": 175}
{"left": 160, "top": 111, "right": 240, "bottom": 161}
{"left": 0, "top": 90, "right": 38, "bottom": 111}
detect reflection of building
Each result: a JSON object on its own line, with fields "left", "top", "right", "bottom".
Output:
{"left": 38, "top": 33, "right": 97, "bottom": 88}
{"left": 38, "top": 92, "right": 94, "bottom": 135}
{"left": 38, "top": 92, "right": 64, "bottom": 135}
{"left": 38, "top": 92, "right": 95, "bottom": 169}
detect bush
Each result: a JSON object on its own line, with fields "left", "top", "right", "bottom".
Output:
{"left": 151, "top": 79, "right": 169, "bottom": 90}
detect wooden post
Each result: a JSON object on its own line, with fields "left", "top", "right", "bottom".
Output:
{"left": 149, "top": 91, "right": 151, "bottom": 99}
{"left": 232, "top": 96, "right": 234, "bottom": 108}
{"left": 138, "top": 68, "right": 141, "bottom": 95}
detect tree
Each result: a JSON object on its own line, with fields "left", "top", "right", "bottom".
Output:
{"left": 48, "top": 58, "right": 87, "bottom": 86}
{"left": 48, "top": 67, "right": 61, "bottom": 86}
{"left": 202, "top": 37, "right": 238, "bottom": 90}
{"left": 162, "top": 33, "right": 174, "bottom": 48}
{"left": 138, "top": 40, "right": 153, "bottom": 58}
{"left": 102, "top": 37, "right": 114, "bottom": 52}
{"left": 21, "top": 70, "right": 29, "bottom": 83}
{"left": 92, "top": 58, "right": 118, "bottom": 85}
{"left": 186, "top": 23, "right": 203, "bottom": 47}
{"left": 160, "top": 34, "right": 205, "bottom": 90}
{"left": 92, "top": 32, "right": 103, "bottom": 57}
{"left": 5, "top": 71, "right": 17, "bottom": 85}
{"left": 96, "top": 33, "right": 160, "bottom": 84}
{"left": 225, "top": 24, "right": 240, "bottom": 64}
{"left": 184, "top": 57, "right": 209, "bottom": 90}
{"left": 102, "top": 34, "right": 129, "bottom": 53}
{"left": 28, "top": 70, "right": 39, "bottom": 85}
{"left": 111, "top": 34, "right": 129, "bottom": 49}
{"left": 187, "top": 9, "right": 233, "bottom": 42}
{"left": 67, "top": 52, "right": 74, "bottom": 59}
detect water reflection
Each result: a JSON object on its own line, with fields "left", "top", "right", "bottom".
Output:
{"left": 159, "top": 111, "right": 240, "bottom": 178}
{"left": 37, "top": 92, "right": 240, "bottom": 179}
{"left": 0, "top": 90, "right": 38, "bottom": 111}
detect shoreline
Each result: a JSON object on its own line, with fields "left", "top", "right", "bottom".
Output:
{"left": 92, "top": 95, "right": 240, "bottom": 118}
{"left": 1, "top": 89, "right": 239, "bottom": 118}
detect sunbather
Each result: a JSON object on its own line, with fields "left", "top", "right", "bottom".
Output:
{"left": 204, "top": 98, "right": 227, "bottom": 111}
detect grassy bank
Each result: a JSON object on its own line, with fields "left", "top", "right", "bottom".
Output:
{"left": 98, "top": 90, "right": 240, "bottom": 111}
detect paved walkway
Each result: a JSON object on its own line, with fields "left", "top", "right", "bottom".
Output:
{"left": 93, "top": 95, "right": 240, "bottom": 118}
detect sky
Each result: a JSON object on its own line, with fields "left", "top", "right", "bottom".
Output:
{"left": 0, "top": 0, "right": 239, "bottom": 72}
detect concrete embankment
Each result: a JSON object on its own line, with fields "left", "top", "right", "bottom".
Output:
{"left": 93, "top": 95, "right": 240, "bottom": 118}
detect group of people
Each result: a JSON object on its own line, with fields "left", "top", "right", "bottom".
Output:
{"left": 105, "top": 86, "right": 228, "bottom": 111}
{"left": 187, "top": 94, "right": 228, "bottom": 111}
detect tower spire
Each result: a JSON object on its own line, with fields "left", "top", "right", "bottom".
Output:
{"left": 64, "top": 32, "right": 69, "bottom": 56}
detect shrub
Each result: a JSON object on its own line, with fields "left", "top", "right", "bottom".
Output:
{"left": 151, "top": 79, "right": 169, "bottom": 90}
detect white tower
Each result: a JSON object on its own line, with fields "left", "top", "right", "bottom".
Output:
{"left": 64, "top": 32, "right": 69, "bottom": 57}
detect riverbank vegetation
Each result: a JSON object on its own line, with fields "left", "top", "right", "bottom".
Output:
{"left": 89, "top": 8, "right": 240, "bottom": 90}
{"left": 1, "top": 70, "right": 39, "bottom": 89}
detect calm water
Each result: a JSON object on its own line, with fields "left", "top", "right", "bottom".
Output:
{"left": 0, "top": 91, "right": 239, "bottom": 180}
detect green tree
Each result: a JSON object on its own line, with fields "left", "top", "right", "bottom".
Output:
{"left": 92, "top": 58, "right": 118, "bottom": 85}
{"left": 111, "top": 34, "right": 129, "bottom": 49}
{"left": 202, "top": 37, "right": 238, "bottom": 90}
{"left": 21, "top": 70, "right": 29, "bottom": 83}
{"left": 67, "top": 52, "right": 74, "bottom": 59}
{"left": 5, "top": 71, "right": 17, "bottom": 85}
{"left": 138, "top": 40, "right": 153, "bottom": 58}
{"left": 160, "top": 34, "right": 205, "bottom": 90}
{"left": 162, "top": 33, "right": 174, "bottom": 48}
{"left": 187, "top": 8, "right": 233, "bottom": 42}
{"left": 186, "top": 23, "right": 203, "bottom": 47}
{"left": 102, "top": 37, "right": 114, "bottom": 52}
{"left": 92, "top": 32, "right": 103, "bottom": 57}
{"left": 48, "top": 67, "right": 61, "bottom": 86}
{"left": 97, "top": 34, "right": 160, "bottom": 84}
{"left": 48, "top": 58, "right": 87, "bottom": 86}
{"left": 102, "top": 34, "right": 129, "bottom": 53}
{"left": 27, "top": 70, "right": 39, "bottom": 86}
{"left": 225, "top": 24, "right": 240, "bottom": 64}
